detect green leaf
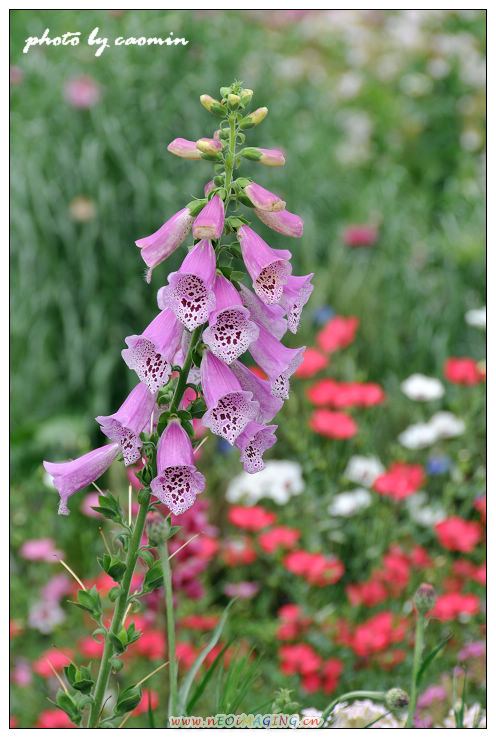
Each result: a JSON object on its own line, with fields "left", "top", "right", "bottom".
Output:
{"left": 186, "top": 641, "right": 231, "bottom": 714}
{"left": 177, "top": 599, "right": 236, "bottom": 715}
{"left": 115, "top": 685, "right": 142, "bottom": 715}
{"left": 416, "top": 633, "right": 453, "bottom": 685}
{"left": 142, "top": 559, "right": 163, "bottom": 592}
{"left": 110, "top": 656, "right": 124, "bottom": 673}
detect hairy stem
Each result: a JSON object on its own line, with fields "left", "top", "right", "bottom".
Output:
{"left": 88, "top": 490, "right": 151, "bottom": 727}
{"left": 405, "top": 613, "right": 425, "bottom": 728}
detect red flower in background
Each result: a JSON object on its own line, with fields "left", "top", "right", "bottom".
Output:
{"left": 259, "top": 526, "right": 300, "bottom": 554}
{"left": 474, "top": 496, "right": 486, "bottom": 524}
{"left": 133, "top": 690, "right": 159, "bottom": 716}
{"left": 33, "top": 648, "right": 73, "bottom": 679}
{"left": 134, "top": 630, "right": 166, "bottom": 660}
{"left": 176, "top": 642, "right": 197, "bottom": 669}
{"left": 279, "top": 643, "right": 322, "bottom": 675}
{"left": 228, "top": 505, "right": 277, "bottom": 531}
{"left": 248, "top": 365, "right": 268, "bottom": 380}
{"left": 307, "top": 379, "right": 385, "bottom": 408}
{"left": 221, "top": 538, "right": 258, "bottom": 566}
{"left": 78, "top": 636, "right": 104, "bottom": 660}
{"left": 431, "top": 593, "right": 480, "bottom": 621}
{"left": 294, "top": 348, "right": 329, "bottom": 378}
{"left": 347, "top": 579, "right": 389, "bottom": 608}
{"left": 444, "top": 358, "right": 485, "bottom": 385}
{"left": 343, "top": 224, "right": 378, "bottom": 248}
{"left": 310, "top": 409, "right": 358, "bottom": 439}
{"left": 435, "top": 517, "right": 483, "bottom": 553}
{"left": 181, "top": 614, "right": 220, "bottom": 630}
{"left": 317, "top": 316, "right": 359, "bottom": 353}
{"left": 36, "top": 709, "right": 76, "bottom": 729}
{"left": 349, "top": 611, "right": 408, "bottom": 657}
{"left": 283, "top": 550, "right": 345, "bottom": 586}
{"left": 276, "top": 604, "right": 312, "bottom": 641}
{"left": 322, "top": 658, "right": 344, "bottom": 693}
{"left": 373, "top": 462, "right": 425, "bottom": 501}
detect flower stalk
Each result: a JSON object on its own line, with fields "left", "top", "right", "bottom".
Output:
{"left": 405, "top": 609, "right": 426, "bottom": 728}
{"left": 159, "top": 540, "right": 178, "bottom": 718}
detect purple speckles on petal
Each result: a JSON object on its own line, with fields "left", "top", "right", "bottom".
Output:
{"left": 202, "top": 391, "right": 258, "bottom": 445}
{"left": 236, "top": 422, "right": 277, "bottom": 473}
{"left": 123, "top": 338, "right": 172, "bottom": 393}
{"left": 255, "top": 261, "right": 291, "bottom": 305}
{"left": 165, "top": 274, "right": 216, "bottom": 331}
{"left": 203, "top": 308, "right": 259, "bottom": 364}
{"left": 151, "top": 466, "right": 205, "bottom": 515}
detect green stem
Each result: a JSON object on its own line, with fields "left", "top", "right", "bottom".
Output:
{"left": 320, "top": 691, "right": 386, "bottom": 728}
{"left": 224, "top": 113, "right": 237, "bottom": 196}
{"left": 88, "top": 490, "right": 151, "bottom": 728}
{"left": 170, "top": 325, "right": 203, "bottom": 414}
{"left": 405, "top": 613, "right": 425, "bottom": 728}
{"left": 159, "top": 542, "right": 178, "bottom": 719}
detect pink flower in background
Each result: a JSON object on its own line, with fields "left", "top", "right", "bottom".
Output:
{"left": 11, "top": 660, "right": 32, "bottom": 687}
{"left": 64, "top": 75, "right": 101, "bottom": 109}
{"left": 19, "top": 538, "right": 63, "bottom": 562}
{"left": 10, "top": 66, "right": 24, "bottom": 85}
{"left": 223, "top": 581, "right": 260, "bottom": 599}
{"left": 343, "top": 224, "right": 378, "bottom": 248}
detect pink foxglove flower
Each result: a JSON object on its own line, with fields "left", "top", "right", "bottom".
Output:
{"left": 230, "top": 361, "right": 283, "bottom": 424}
{"left": 136, "top": 207, "right": 195, "bottom": 283}
{"left": 254, "top": 208, "right": 303, "bottom": 237}
{"left": 167, "top": 138, "right": 202, "bottom": 160}
{"left": 122, "top": 308, "right": 183, "bottom": 393}
{"left": 249, "top": 323, "right": 305, "bottom": 399}
{"left": 204, "top": 180, "right": 216, "bottom": 196}
{"left": 279, "top": 273, "right": 314, "bottom": 333}
{"left": 150, "top": 420, "right": 205, "bottom": 515}
{"left": 200, "top": 351, "right": 259, "bottom": 444}
{"left": 196, "top": 138, "right": 223, "bottom": 156}
{"left": 96, "top": 383, "right": 156, "bottom": 466}
{"left": 19, "top": 538, "right": 63, "bottom": 562}
{"left": 238, "top": 283, "right": 287, "bottom": 340}
{"left": 238, "top": 224, "right": 292, "bottom": 305}
{"left": 43, "top": 443, "right": 120, "bottom": 515}
{"left": 244, "top": 182, "right": 286, "bottom": 211}
{"left": 203, "top": 275, "right": 259, "bottom": 363}
{"left": 192, "top": 194, "right": 224, "bottom": 240}
{"left": 235, "top": 421, "right": 277, "bottom": 473}
{"left": 158, "top": 240, "right": 217, "bottom": 330}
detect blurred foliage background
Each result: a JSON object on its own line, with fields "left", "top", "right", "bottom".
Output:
{"left": 10, "top": 9, "right": 486, "bottom": 727}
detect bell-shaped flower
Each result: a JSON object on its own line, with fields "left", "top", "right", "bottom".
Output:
{"left": 249, "top": 323, "right": 305, "bottom": 399}
{"left": 136, "top": 207, "right": 195, "bottom": 283}
{"left": 230, "top": 360, "right": 283, "bottom": 424}
{"left": 238, "top": 225, "right": 292, "bottom": 305}
{"left": 244, "top": 182, "right": 286, "bottom": 211}
{"left": 44, "top": 443, "right": 120, "bottom": 515}
{"left": 203, "top": 275, "right": 259, "bottom": 364}
{"left": 238, "top": 283, "right": 287, "bottom": 340}
{"left": 200, "top": 351, "right": 259, "bottom": 444}
{"left": 96, "top": 383, "right": 156, "bottom": 466}
{"left": 158, "top": 240, "right": 216, "bottom": 331}
{"left": 204, "top": 180, "right": 216, "bottom": 197}
{"left": 150, "top": 420, "right": 205, "bottom": 515}
{"left": 167, "top": 138, "right": 202, "bottom": 160}
{"left": 122, "top": 308, "right": 184, "bottom": 393}
{"left": 192, "top": 194, "right": 224, "bottom": 240}
{"left": 279, "top": 274, "right": 314, "bottom": 334}
{"left": 235, "top": 421, "right": 277, "bottom": 474}
{"left": 196, "top": 138, "right": 223, "bottom": 156}
{"left": 254, "top": 208, "right": 303, "bottom": 237}
{"left": 241, "top": 147, "right": 285, "bottom": 166}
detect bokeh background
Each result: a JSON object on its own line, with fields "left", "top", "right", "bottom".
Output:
{"left": 10, "top": 9, "right": 486, "bottom": 729}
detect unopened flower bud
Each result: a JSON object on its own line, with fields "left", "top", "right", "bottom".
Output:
{"left": 241, "top": 147, "right": 285, "bottom": 167}
{"left": 385, "top": 688, "right": 409, "bottom": 711}
{"left": 200, "top": 94, "right": 225, "bottom": 117}
{"left": 220, "top": 86, "right": 230, "bottom": 98}
{"left": 414, "top": 583, "right": 437, "bottom": 614}
{"left": 167, "top": 138, "right": 202, "bottom": 160}
{"left": 239, "top": 106, "right": 268, "bottom": 130}
{"left": 228, "top": 93, "right": 241, "bottom": 107}
{"left": 240, "top": 88, "right": 254, "bottom": 105}
{"left": 147, "top": 514, "right": 170, "bottom": 547}
{"left": 196, "top": 137, "right": 223, "bottom": 156}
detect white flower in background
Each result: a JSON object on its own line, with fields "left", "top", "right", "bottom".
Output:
{"left": 398, "top": 422, "right": 438, "bottom": 450}
{"left": 28, "top": 601, "right": 66, "bottom": 634}
{"left": 427, "top": 57, "right": 450, "bottom": 79}
{"left": 330, "top": 700, "right": 402, "bottom": 729}
{"left": 336, "top": 71, "right": 363, "bottom": 99}
{"left": 344, "top": 456, "right": 384, "bottom": 487}
{"left": 328, "top": 489, "right": 372, "bottom": 517}
{"left": 441, "top": 703, "right": 486, "bottom": 729}
{"left": 401, "top": 373, "right": 445, "bottom": 401}
{"left": 429, "top": 411, "right": 465, "bottom": 439}
{"left": 405, "top": 493, "right": 446, "bottom": 527}
{"left": 465, "top": 307, "right": 486, "bottom": 328}
{"left": 460, "top": 129, "right": 482, "bottom": 151}
{"left": 226, "top": 461, "right": 304, "bottom": 505}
